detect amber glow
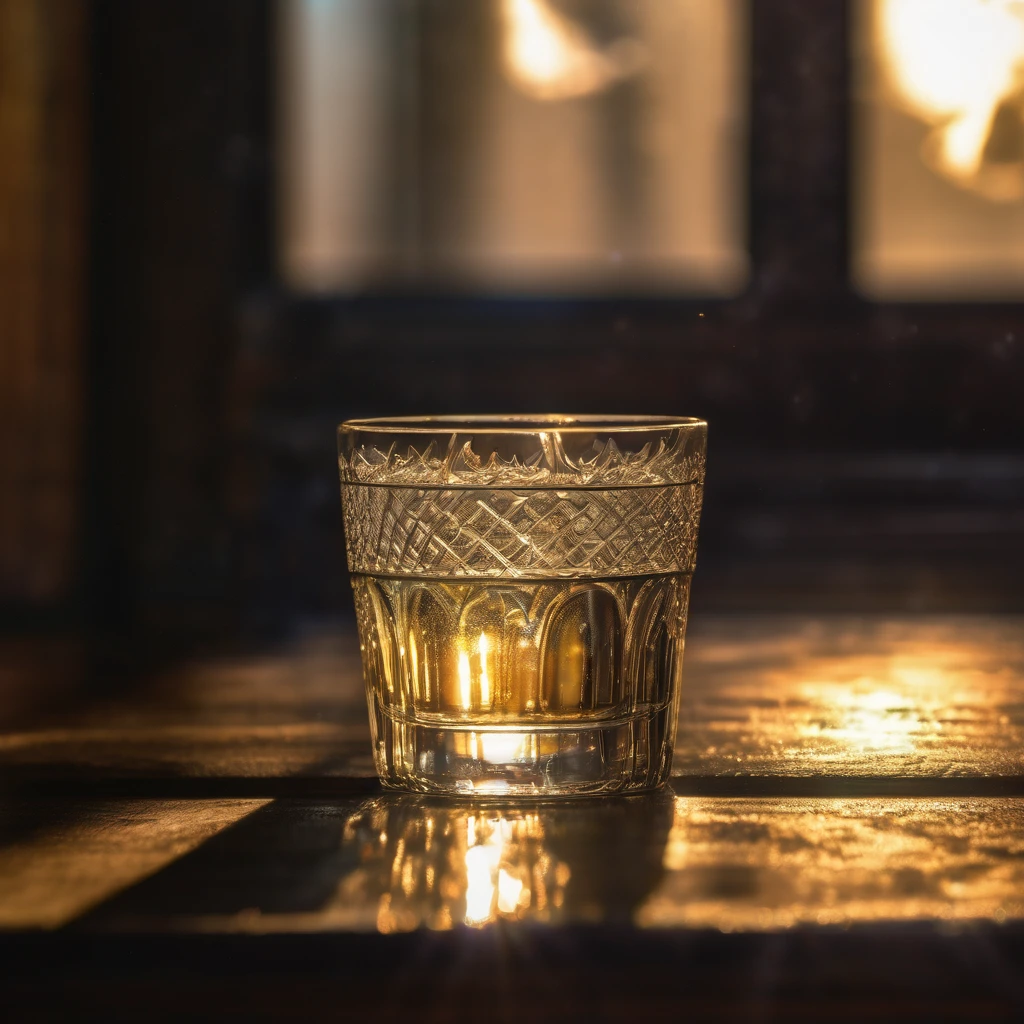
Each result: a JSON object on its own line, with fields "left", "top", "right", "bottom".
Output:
{"left": 500, "top": 0, "right": 644, "bottom": 101}
{"left": 824, "top": 686, "right": 920, "bottom": 754}
{"left": 457, "top": 632, "right": 496, "bottom": 710}
{"left": 458, "top": 651, "right": 472, "bottom": 710}
{"left": 497, "top": 868, "right": 525, "bottom": 913}
{"left": 878, "top": 0, "right": 1024, "bottom": 198}
{"left": 477, "top": 632, "right": 492, "bottom": 707}
{"left": 478, "top": 731, "right": 531, "bottom": 764}
{"left": 460, "top": 812, "right": 560, "bottom": 926}
{"left": 462, "top": 814, "right": 537, "bottom": 925}
{"left": 639, "top": 795, "right": 1024, "bottom": 930}
{"left": 796, "top": 653, "right": 968, "bottom": 762}
{"left": 464, "top": 815, "right": 503, "bottom": 925}
{"left": 352, "top": 802, "right": 571, "bottom": 932}
{"left": 675, "top": 618, "right": 1024, "bottom": 779}
{"left": 104, "top": 619, "right": 1017, "bottom": 936}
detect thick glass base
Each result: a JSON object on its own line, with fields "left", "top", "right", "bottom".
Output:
{"left": 369, "top": 695, "right": 676, "bottom": 797}
{"left": 353, "top": 571, "right": 690, "bottom": 797}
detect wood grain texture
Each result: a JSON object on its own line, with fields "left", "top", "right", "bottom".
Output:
{"left": 51, "top": 793, "right": 1018, "bottom": 935}
{"left": 0, "top": 615, "right": 1021, "bottom": 933}
{"left": 0, "top": 797, "right": 267, "bottom": 928}
{"left": 2, "top": 615, "right": 1022, "bottom": 785}
{"left": 2, "top": 615, "right": 1023, "bottom": 1015}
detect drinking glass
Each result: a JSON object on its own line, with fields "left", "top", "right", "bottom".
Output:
{"left": 338, "top": 415, "right": 706, "bottom": 797}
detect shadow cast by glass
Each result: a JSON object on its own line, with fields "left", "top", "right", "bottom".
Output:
{"left": 76, "top": 791, "right": 675, "bottom": 931}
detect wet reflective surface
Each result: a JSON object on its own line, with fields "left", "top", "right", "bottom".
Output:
{"left": 345, "top": 794, "right": 676, "bottom": 932}
{"left": 3, "top": 791, "right": 1021, "bottom": 934}
{"left": 1, "top": 615, "right": 1024, "bottom": 936}
{"left": 677, "top": 616, "right": 1024, "bottom": 777}
{"left": 3, "top": 615, "right": 1023, "bottom": 783}
{"left": 641, "top": 795, "right": 1024, "bottom": 929}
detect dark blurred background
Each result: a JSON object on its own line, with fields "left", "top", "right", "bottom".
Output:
{"left": 3, "top": 0, "right": 1024, "bottom": 717}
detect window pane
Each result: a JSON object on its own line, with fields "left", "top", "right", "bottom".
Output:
{"left": 278, "top": 0, "right": 747, "bottom": 295}
{"left": 853, "top": 0, "right": 1024, "bottom": 299}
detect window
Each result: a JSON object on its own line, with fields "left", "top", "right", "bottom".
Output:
{"left": 278, "top": 0, "right": 748, "bottom": 295}
{"left": 854, "top": 0, "right": 1024, "bottom": 299}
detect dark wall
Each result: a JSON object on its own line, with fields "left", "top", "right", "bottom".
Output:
{"left": 87, "top": 0, "right": 273, "bottom": 645}
{"left": 0, "top": 0, "right": 89, "bottom": 620}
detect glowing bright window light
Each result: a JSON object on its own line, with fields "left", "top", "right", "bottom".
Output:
{"left": 500, "top": 0, "right": 644, "bottom": 101}
{"left": 879, "top": 0, "right": 1024, "bottom": 183}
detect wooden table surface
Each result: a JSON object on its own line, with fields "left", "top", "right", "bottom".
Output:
{"left": 2, "top": 614, "right": 1024, "bottom": 1020}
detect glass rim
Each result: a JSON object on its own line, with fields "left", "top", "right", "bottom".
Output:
{"left": 339, "top": 414, "right": 706, "bottom": 435}
{"left": 338, "top": 414, "right": 706, "bottom": 489}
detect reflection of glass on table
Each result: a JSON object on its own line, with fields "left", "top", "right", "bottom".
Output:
{"left": 344, "top": 792, "right": 676, "bottom": 930}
